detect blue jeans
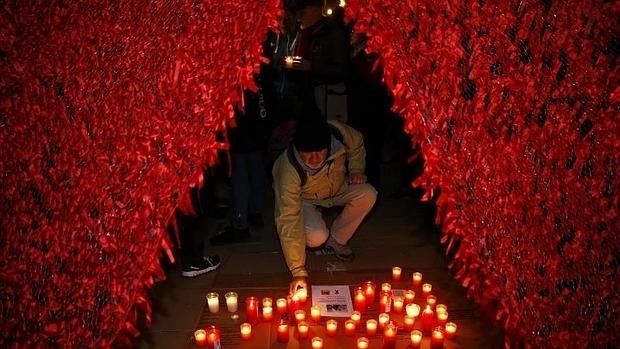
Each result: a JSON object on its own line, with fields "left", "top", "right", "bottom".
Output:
{"left": 231, "top": 151, "right": 265, "bottom": 229}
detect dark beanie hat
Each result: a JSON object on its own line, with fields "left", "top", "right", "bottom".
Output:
{"left": 294, "top": 116, "right": 331, "bottom": 152}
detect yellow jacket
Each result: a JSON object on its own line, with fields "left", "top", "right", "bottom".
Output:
{"left": 272, "top": 120, "right": 366, "bottom": 277}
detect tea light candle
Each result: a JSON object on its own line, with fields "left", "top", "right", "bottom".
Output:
{"left": 437, "top": 311, "right": 448, "bottom": 326}
{"left": 206, "top": 326, "right": 220, "bottom": 348}
{"left": 350, "top": 311, "right": 361, "bottom": 326}
{"left": 239, "top": 323, "right": 252, "bottom": 340}
{"left": 430, "top": 326, "right": 445, "bottom": 349}
{"left": 412, "top": 272, "right": 423, "bottom": 287}
{"left": 381, "top": 282, "right": 392, "bottom": 293}
{"left": 406, "top": 303, "right": 421, "bottom": 317}
{"left": 311, "top": 336, "right": 324, "bottom": 349}
{"left": 310, "top": 305, "right": 321, "bottom": 322}
{"left": 410, "top": 330, "right": 423, "bottom": 348}
{"left": 284, "top": 56, "right": 294, "bottom": 68}
{"left": 378, "top": 313, "right": 390, "bottom": 329}
{"left": 366, "top": 319, "right": 378, "bottom": 336}
{"left": 297, "top": 321, "right": 309, "bottom": 339}
{"left": 392, "top": 266, "right": 402, "bottom": 281}
{"left": 262, "top": 297, "right": 273, "bottom": 308}
{"left": 354, "top": 287, "right": 366, "bottom": 312}
{"left": 436, "top": 304, "right": 448, "bottom": 314}
{"left": 277, "top": 322, "right": 289, "bottom": 342}
{"left": 405, "top": 289, "right": 416, "bottom": 304}
{"left": 426, "top": 295, "right": 437, "bottom": 307}
{"left": 357, "top": 336, "right": 370, "bottom": 349}
{"left": 206, "top": 292, "right": 219, "bottom": 313}
{"left": 392, "top": 296, "right": 404, "bottom": 313}
{"left": 379, "top": 291, "right": 391, "bottom": 312}
{"left": 422, "top": 283, "right": 432, "bottom": 297}
{"left": 276, "top": 298, "right": 287, "bottom": 314}
{"left": 326, "top": 319, "right": 338, "bottom": 336}
{"left": 225, "top": 291, "right": 238, "bottom": 313}
{"left": 294, "top": 309, "right": 306, "bottom": 323}
{"left": 296, "top": 288, "right": 308, "bottom": 303}
{"left": 194, "top": 329, "right": 207, "bottom": 347}
{"left": 262, "top": 306, "right": 273, "bottom": 322}
{"left": 383, "top": 322, "right": 398, "bottom": 348}
{"left": 245, "top": 296, "right": 259, "bottom": 324}
{"left": 403, "top": 314, "right": 415, "bottom": 330}
{"left": 345, "top": 319, "right": 356, "bottom": 336}
{"left": 363, "top": 281, "right": 376, "bottom": 308}
{"left": 421, "top": 305, "right": 434, "bottom": 331}
{"left": 445, "top": 322, "right": 457, "bottom": 339}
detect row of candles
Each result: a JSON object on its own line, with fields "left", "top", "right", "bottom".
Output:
{"left": 195, "top": 269, "right": 458, "bottom": 348}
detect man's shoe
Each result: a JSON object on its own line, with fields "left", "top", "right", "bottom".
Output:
{"left": 325, "top": 236, "right": 355, "bottom": 261}
{"left": 182, "top": 255, "right": 221, "bottom": 277}
{"left": 247, "top": 214, "right": 264, "bottom": 229}
{"left": 209, "top": 225, "right": 250, "bottom": 245}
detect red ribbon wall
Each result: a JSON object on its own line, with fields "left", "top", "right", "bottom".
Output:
{"left": 0, "top": 0, "right": 617, "bottom": 347}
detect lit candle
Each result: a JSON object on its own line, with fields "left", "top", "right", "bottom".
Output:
{"left": 378, "top": 313, "right": 390, "bottom": 329}
{"left": 225, "top": 291, "right": 238, "bottom": 313}
{"left": 381, "top": 282, "right": 392, "bottom": 293}
{"left": 206, "top": 326, "right": 220, "bottom": 349}
{"left": 392, "top": 266, "right": 402, "bottom": 281}
{"left": 357, "top": 336, "right": 370, "bottom": 349}
{"left": 310, "top": 305, "right": 321, "bottom": 322}
{"left": 404, "top": 289, "right": 415, "bottom": 304}
{"left": 363, "top": 281, "right": 376, "bottom": 308}
{"left": 296, "top": 288, "right": 308, "bottom": 303}
{"left": 379, "top": 290, "right": 391, "bottom": 312}
{"left": 297, "top": 321, "right": 309, "bottom": 339}
{"left": 205, "top": 292, "right": 219, "bottom": 313}
{"left": 245, "top": 296, "right": 259, "bottom": 324}
{"left": 421, "top": 305, "right": 434, "bottom": 331}
{"left": 194, "top": 329, "right": 207, "bottom": 347}
{"left": 430, "top": 326, "right": 445, "bottom": 349}
{"left": 422, "top": 283, "right": 432, "bottom": 297}
{"left": 276, "top": 298, "right": 287, "bottom": 315}
{"left": 383, "top": 321, "right": 398, "bottom": 348}
{"left": 350, "top": 311, "right": 361, "bottom": 326}
{"left": 366, "top": 319, "right": 378, "bottom": 337}
{"left": 445, "top": 322, "right": 457, "bottom": 339}
{"left": 412, "top": 272, "right": 423, "bottom": 287}
{"left": 277, "top": 322, "right": 289, "bottom": 342}
{"left": 311, "top": 336, "right": 324, "bottom": 349}
{"left": 406, "top": 303, "right": 421, "bottom": 317}
{"left": 294, "top": 309, "right": 306, "bottom": 323}
{"left": 345, "top": 319, "right": 356, "bottom": 336}
{"left": 262, "top": 297, "right": 273, "bottom": 308}
{"left": 410, "top": 330, "right": 423, "bottom": 348}
{"left": 284, "top": 56, "right": 294, "bottom": 69}
{"left": 288, "top": 294, "right": 301, "bottom": 318}
{"left": 262, "top": 306, "right": 273, "bottom": 322}
{"left": 437, "top": 311, "right": 448, "bottom": 326}
{"left": 326, "top": 319, "right": 338, "bottom": 336}
{"left": 427, "top": 295, "right": 437, "bottom": 307}
{"left": 392, "top": 296, "right": 404, "bottom": 313}
{"left": 239, "top": 323, "right": 252, "bottom": 340}
{"left": 436, "top": 304, "right": 448, "bottom": 314}
{"left": 354, "top": 287, "right": 366, "bottom": 313}
{"left": 403, "top": 315, "right": 415, "bottom": 330}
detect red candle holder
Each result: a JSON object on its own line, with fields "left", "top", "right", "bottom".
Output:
{"left": 436, "top": 311, "right": 448, "bottom": 326}
{"left": 276, "top": 298, "right": 287, "bottom": 315}
{"left": 310, "top": 305, "right": 321, "bottom": 322}
{"left": 326, "top": 319, "right": 338, "bottom": 336}
{"left": 378, "top": 313, "right": 390, "bottom": 329}
{"left": 404, "top": 289, "right": 416, "bottom": 304}
{"left": 311, "top": 336, "right": 324, "bottom": 349}
{"left": 366, "top": 319, "right": 378, "bottom": 337}
{"left": 353, "top": 286, "right": 366, "bottom": 313}
{"left": 426, "top": 295, "right": 437, "bottom": 307}
{"left": 381, "top": 282, "right": 392, "bottom": 293}
{"left": 205, "top": 326, "right": 221, "bottom": 349}
{"left": 194, "top": 329, "right": 207, "bottom": 347}
{"left": 445, "top": 322, "right": 457, "bottom": 339}
{"left": 239, "top": 323, "right": 252, "bottom": 341}
{"left": 410, "top": 329, "right": 423, "bottom": 348}
{"left": 262, "top": 306, "right": 273, "bottom": 322}
{"left": 379, "top": 290, "right": 392, "bottom": 312}
{"left": 430, "top": 326, "right": 445, "bottom": 349}
{"left": 382, "top": 321, "right": 398, "bottom": 349}
{"left": 421, "top": 305, "right": 434, "bottom": 331}
{"left": 412, "top": 272, "right": 423, "bottom": 287}
{"left": 294, "top": 309, "right": 306, "bottom": 323}
{"left": 406, "top": 303, "right": 421, "bottom": 317}
{"left": 392, "top": 296, "right": 404, "bottom": 313}
{"left": 245, "top": 296, "right": 259, "bottom": 325}
{"left": 403, "top": 314, "right": 415, "bottom": 330}
{"left": 422, "top": 283, "right": 432, "bottom": 297}
{"left": 297, "top": 321, "right": 309, "bottom": 339}
{"left": 363, "top": 281, "right": 376, "bottom": 308}
{"left": 392, "top": 266, "right": 402, "bottom": 281}
{"left": 344, "top": 319, "right": 356, "bottom": 336}
{"left": 350, "top": 310, "right": 361, "bottom": 326}
{"left": 357, "top": 336, "right": 370, "bottom": 349}
{"left": 277, "top": 321, "right": 289, "bottom": 342}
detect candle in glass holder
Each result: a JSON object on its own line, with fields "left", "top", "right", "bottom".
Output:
{"left": 381, "top": 282, "right": 392, "bottom": 293}
{"left": 245, "top": 296, "right": 259, "bottom": 324}
{"left": 437, "top": 311, "right": 448, "bottom": 326}
{"left": 366, "top": 319, "right": 378, "bottom": 336}
{"left": 310, "top": 305, "right": 321, "bottom": 322}
{"left": 430, "top": 327, "right": 445, "bottom": 349}
{"left": 383, "top": 322, "right": 398, "bottom": 349}
{"left": 412, "top": 272, "right": 423, "bottom": 287}
{"left": 445, "top": 322, "right": 457, "bottom": 339}
{"left": 404, "top": 289, "right": 416, "bottom": 304}
{"left": 326, "top": 319, "right": 338, "bottom": 336}
{"left": 296, "top": 288, "right": 308, "bottom": 303}
{"left": 392, "top": 296, "right": 404, "bottom": 313}
{"left": 363, "top": 281, "right": 376, "bottom": 308}
{"left": 297, "top": 321, "right": 309, "bottom": 339}
{"left": 378, "top": 313, "right": 390, "bottom": 329}
{"left": 354, "top": 287, "right": 366, "bottom": 313}
{"left": 225, "top": 291, "right": 238, "bottom": 313}
{"left": 205, "top": 292, "right": 219, "bottom": 313}
{"left": 410, "top": 330, "right": 423, "bottom": 348}
{"left": 422, "top": 283, "right": 432, "bottom": 297}
{"left": 294, "top": 309, "right": 306, "bottom": 323}
{"left": 350, "top": 311, "right": 361, "bottom": 326}
{"left": 288, "top": 294, "right": 301, "bottom": 318}
{"left": 426, "top": 295, "right": 437, "bottom": 307}
{"left": 277, "top": 322, "right": 289, "bottom": 342}
{"left": 421, "top": 305, "right": 434, "bottom": 331}
{"left": 379, "top": 291, "right": 391, "bottom": 312}
{"left": 311, "top": 336, "right": 324, "bottom": 349}
{"left": 262, "top": 306, "right": 273, "bottom": 322}
{"left": 406, "top": 303, "right": 421, "bottom": 317}
{"left": 206, "top": 326, "right": 221, "bottom": 349}
{"left": 392, "top": 266, "right": 402, "bottom": 281}
{"left": 284, "top": 56, "right": 294, "bottom": 69}
{"left": 357, "top": 336, "right": 370, "bottom": 349}
{"left": 194, "top": 329, "right": 207, "bottom": 347}
{"left": 436, "top": 303, "right": 447, "bottom": 313}
{"left": 345, "top": 319, "right": 356, "bottom": 336}
{"left": 262, "top": 297, "right": 273, "bottom": 308}
{"left": 276, "top": 298, "right": 287, "bottom": 315}
{"left": 240, "top": 323, "right": 252, "bottom": 340}
{"left": 403, "top": 315, "right": 415, "bottom": 330}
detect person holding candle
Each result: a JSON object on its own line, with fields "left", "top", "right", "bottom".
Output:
{"left": 273, "top": 113, "right": 377, "bottom": 294}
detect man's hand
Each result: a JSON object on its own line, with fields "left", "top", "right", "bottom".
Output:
{"left": 289, "top": 276, "right": 309, "bottom": 296}
{"left": 348, "top": 173, "right": 367, "bottom": 185}
{"left": 283, "top": 57, "right": 311, "bottom": 72}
